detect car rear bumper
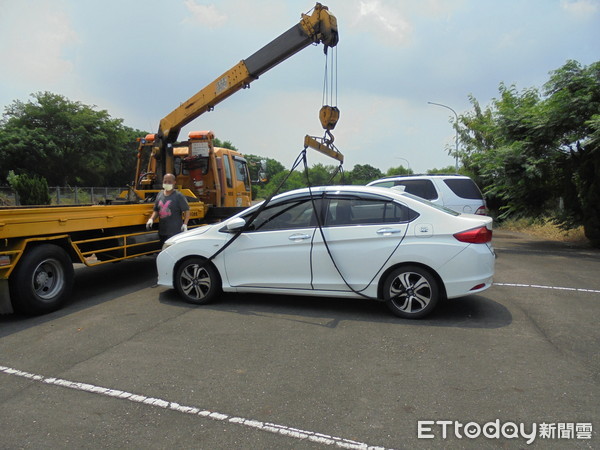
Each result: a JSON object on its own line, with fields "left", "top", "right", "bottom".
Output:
{"left": 438, "top": 243, "right": 495, "bottom": 298}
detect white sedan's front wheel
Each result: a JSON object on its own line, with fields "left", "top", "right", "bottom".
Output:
{"left": 174, "top": 258, "right": 221, "bottom": 305}
{"left": 384, "top": 266, "right": 439, "bottom": 319}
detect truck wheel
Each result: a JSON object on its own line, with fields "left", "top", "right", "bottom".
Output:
{"left": 9, "top": 244, "right": 74, "bottom": 315}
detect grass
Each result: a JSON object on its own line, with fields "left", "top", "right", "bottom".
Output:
{"left": 498, "top": 217, "right": 588, "bottom": 244}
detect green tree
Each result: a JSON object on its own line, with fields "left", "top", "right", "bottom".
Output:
{"left": 7, "top": 170, "right": 51, "bottom": 205}
{"left": 426, "top": 166, "right": 458, "bottom": 174}
{"left": 255, "top": 170, "right": 307, "bottom": 198}
{"left": 0, "top": 92, "right": 146, "bottom": 186}
{"left": 105, "top": 126, "right": 147, "bottom": 186}
{"left": 386, "top": 165, "right": 413, "bottom": 176}
{"left": 543, "top": 61, "right": 600, "bottom": 243}
{"left": 306, "top": 163, "right": 343, "bottom": 185}
{"left": 457, "top": 60, "right": 600, "bottom": 245}
{"left": 213, "top": 137, "right": 237, "bottom": 150}
{"left": 345, "top": 164, "right": 383, "bottom": 185}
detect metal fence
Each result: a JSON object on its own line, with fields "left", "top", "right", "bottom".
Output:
{"left": 0, "top": 186, "right": 125, "bottom": 207}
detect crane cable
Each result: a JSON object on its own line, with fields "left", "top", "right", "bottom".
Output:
{"left": 322, "top": 43, "right": 337, "bottom": 109}
{"left": 319, "top": 43, "right": 339, "bottom": 145}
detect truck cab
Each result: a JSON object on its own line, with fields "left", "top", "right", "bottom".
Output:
{"left": 132, "top": 131, "right": 251, "bottom": 209}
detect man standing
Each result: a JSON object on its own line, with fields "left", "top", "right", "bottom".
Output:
{"left": 146, "top": 173, "right": 190, "bottom": 244}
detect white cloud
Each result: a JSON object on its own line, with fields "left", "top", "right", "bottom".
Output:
{"left": 560, "top": 0, "right": 599, "bottom": 18}
{"left": 356, "top": 0, "right": 414, "bottom": 46}
{"left": 410, "top": 0, "right": 466, "bottom": 18}
{"left": 182, "top": 0, "right": 228, "bottom": 28}
{"left": 346, "top": 0, "right": 464, "bottom": 47}
{"left": 0, "top": 1, "right": 78, "bottom": 86}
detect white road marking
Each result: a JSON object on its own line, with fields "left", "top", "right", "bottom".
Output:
{"left": 0, "top": 365, "right": 389, "bottom": 450}
{"left": 494, "top": 283, "right": 600, "bottom": 294}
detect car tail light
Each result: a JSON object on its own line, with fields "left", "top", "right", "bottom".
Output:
{"left": 475, "top": 206, "right": 488, "bottom": 215}
{"left": 453, "top": 226, "right": 492, "bottom": 244}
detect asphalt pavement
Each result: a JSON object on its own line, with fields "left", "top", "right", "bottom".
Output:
{"left": 0, "top": 231, "right": 598, "bottom": 449}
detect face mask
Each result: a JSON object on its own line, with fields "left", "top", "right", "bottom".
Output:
{"left": 163, "top": 183, "right": 174, "bottom": 191}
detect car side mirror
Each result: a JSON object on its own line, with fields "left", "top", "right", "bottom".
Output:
{"left": 226, "top": 217, "right": 246, "bottom": 232}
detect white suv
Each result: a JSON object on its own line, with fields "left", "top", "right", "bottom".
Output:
{"left": 367, "top": 174, "right": 488, "bottom": 215}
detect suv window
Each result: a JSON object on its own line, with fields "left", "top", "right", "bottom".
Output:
{"left": 443, "top": 179, "right": 483, "bottom": 200}
{"left": 325, "top": 198, "right": 418, "bottom": 226}
{"left": 402, "top": 193, "right": 460, "bottom": 216}
{"left": 394, "top": 180, "right": 437, "bottom": 200}
{"left": 369, "top": 180, "right": 395, "bottom": 188}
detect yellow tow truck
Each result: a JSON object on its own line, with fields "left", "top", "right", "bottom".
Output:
{"left": 0, "top": 3, "right": 339, "bottom": 315}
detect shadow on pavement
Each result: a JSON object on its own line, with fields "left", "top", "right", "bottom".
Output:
{"left": 158, "top": 288, "right": 512, "bottom": 330}
{"left": 0, "top": 256, "right": 157, "bottom": 338}
{"left": 1, "top": 252, "right": 513, "bottom": 337}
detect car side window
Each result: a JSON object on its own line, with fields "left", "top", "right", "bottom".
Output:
{"left": 243, "top": 199, "right": 317, "bottom": 232}
{"left": 395, "top": 180, "right": 438, "bottom": 200}
{"left": 325, "top": 198, "right": 418, "bottom": 226}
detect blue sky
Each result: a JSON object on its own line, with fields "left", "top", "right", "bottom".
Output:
{"left": 0, "top": 0, "right": 598, "bottom": 173}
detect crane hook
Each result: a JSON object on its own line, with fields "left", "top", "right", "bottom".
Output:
{"left": 319, "top": 105, "right": 340, "bottom": 131}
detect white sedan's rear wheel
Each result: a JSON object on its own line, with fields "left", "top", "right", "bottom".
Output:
{"left": 384, "top": 266, "right": 439, "bottom": 319}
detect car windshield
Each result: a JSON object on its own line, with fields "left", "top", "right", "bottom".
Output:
{"left": 400, "top": 192, "right": 460, "bottom": 216}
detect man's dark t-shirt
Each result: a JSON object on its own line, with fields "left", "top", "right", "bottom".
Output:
{"left": 153, "top": 190, "right": 190, "bottom": 239}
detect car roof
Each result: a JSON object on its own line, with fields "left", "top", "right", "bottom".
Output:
{"left": 368, "top": 174, "right": 470, "bottom": 182}
{"left": 271, "top": 185, "right": 411, "bottom": 202}
{"left": 237, "top": 184, "right": 466, "bottom": 221}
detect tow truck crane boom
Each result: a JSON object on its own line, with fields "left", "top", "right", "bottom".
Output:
{"left": 155, "top": 2, "right": 339, "bottom": 173}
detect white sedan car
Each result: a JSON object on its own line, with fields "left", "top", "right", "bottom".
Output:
{"left": 156, "top": 185, "right": 495, "bottom": 319}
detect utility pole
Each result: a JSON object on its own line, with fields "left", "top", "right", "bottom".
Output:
{"left": 428, "top": 101, "right": 459, "bottom": 172}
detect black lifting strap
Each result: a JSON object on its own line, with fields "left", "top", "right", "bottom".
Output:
{"left": 301, "top": 155, "right": 408, "bottom": 300}
{"left": 328, "top": 163, "right": 344, "bottom": 184}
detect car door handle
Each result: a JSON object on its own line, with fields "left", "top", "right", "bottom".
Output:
{"left": 288, "top": 233, "right": 311, "bottom": 241}
{"left": 377, "top": 228, "right": 402, "bottom": 235}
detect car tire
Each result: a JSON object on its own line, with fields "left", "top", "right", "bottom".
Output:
{"left": 383, "top": 265, "right": 439, "bottom": 319}
{"left": 9, "top": 244, "right": 74, "bottom": 315}
{"left": 174, "top": 257, "right": 221, "bottom": 305}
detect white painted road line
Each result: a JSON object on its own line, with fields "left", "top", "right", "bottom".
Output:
{"left": 0, "top": 365, "right": 390, "bottom": 450}
{"left": 494, "top": 283, "right": 600, "bottom": 294}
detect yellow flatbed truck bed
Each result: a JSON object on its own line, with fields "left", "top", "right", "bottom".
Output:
{"left": 0, "top": 197, "right": 206, "bottom": 315}
{"left": 0, "top": 202, "right": 205, "bottom": 239}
